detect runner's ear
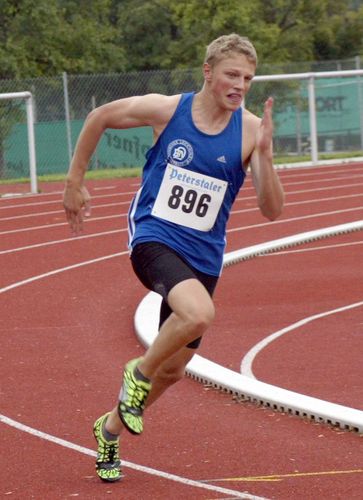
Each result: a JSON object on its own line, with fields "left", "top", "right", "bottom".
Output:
{"left": 203, "top": 63, "right": 212, "bottom": 82}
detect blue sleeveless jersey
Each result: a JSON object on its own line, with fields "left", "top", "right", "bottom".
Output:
{"left": 127, "top": 92, "right": 246, "bottom": 276}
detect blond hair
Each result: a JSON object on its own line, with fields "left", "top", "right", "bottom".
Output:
{"left": 204, "top": 34, "right": 257, "bottom": 67}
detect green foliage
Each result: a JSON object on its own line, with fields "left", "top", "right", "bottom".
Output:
{"left": 0, "top": 0, "right": 126, "bottom": 79}
{"left": 0, "top": 99, "right": 25, "bottom": 177}
{"left": 308, "top": 0, "right": 363, "bottom": 60}
{"left": 0, "top": 0, "right": 362, "bottom": 78}
{"left": 116, "top": 0, "right": 178, "bottom": 70}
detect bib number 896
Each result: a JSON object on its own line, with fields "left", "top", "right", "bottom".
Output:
{"left": 168, "top": 185, "right": 211, "bottom": 218}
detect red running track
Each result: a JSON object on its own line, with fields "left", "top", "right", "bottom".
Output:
{"left": 1, "top": 163, "right": 363, "bottom": 499}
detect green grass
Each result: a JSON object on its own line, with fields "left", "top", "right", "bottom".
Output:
{"left": 0, "top": 166, "right": 142, "bottom": 185}
{"left": 1, "top": 150, "right": 362, "bottom": 187}
{"left": 275, "top": 150, "right": 363, "bottom": 164}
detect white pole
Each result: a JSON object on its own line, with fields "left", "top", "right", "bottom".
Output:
{"left": 355, "top": 56, "right": 363, "bottom": 150}
{"left": 25, "top": 94, "right": 38, "bottom": 194}
{"left": 308, "top": 76, "right": 318, "bottom": 165}
{"left": 295, "top": 89, "right": 302, "bottom": 155}
{"left": 253, "top": 68, "right": 363, "bottom": 82}
{"left": 63, "top": 72, "right": 73, "bottom": 164}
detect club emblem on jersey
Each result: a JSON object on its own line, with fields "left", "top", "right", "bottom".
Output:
{"left": 167, "top": 139, "right": 194, "bottom": 167}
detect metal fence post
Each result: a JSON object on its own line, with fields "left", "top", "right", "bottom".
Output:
{"left": 91, "top": 95, "right": 99, "bottom": 169}
{"left": 355, "top": 56, "right": 363, "bottom": 150}
{"left": 63, "top": 72, "right": 73, "bottom": 165}
{"left": 308, "top": 75, "right": 318, "bottom": 165}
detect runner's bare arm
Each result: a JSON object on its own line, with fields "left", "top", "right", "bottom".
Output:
{"left": 66, "top": 94, "right": 179, "bottom": 185}
{"left": 248, "top": 97, "right": 284, "bottom": 220}
{"left": 63, "top": 93, "right": 180, "bottom": 233}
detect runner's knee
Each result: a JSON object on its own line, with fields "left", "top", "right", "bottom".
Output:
{"left": 185, "top": 300, "right": 215, "bottom": 333}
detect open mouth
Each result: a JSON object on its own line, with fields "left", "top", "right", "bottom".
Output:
{"left": 227, "top": 93, "right": 242, "bottom": 104}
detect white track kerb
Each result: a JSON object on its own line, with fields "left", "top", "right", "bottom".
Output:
{"left": 134, "top": 221, "right": 363, "bottom": 433}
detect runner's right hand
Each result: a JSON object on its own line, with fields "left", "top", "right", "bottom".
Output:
{"left": 63, "top": 183, "right": 91, "bottom": 235}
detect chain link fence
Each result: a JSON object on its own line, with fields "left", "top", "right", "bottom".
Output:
{"left": 1, "top": 56, "right": 363, "bottom": 184}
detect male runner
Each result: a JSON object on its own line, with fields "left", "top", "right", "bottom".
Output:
{"left": 63, "top": 33, "right": 284, "bottom": 482}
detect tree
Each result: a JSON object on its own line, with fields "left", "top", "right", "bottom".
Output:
{"left": 313, "top": 4, "right": 363, "bottom": 60}
{"left": 0, "top": 0, "right": 362, "bottom": 78}
{"left": 0, "top": 0, "right": 126, "bottom": 79}
{"left": 113, "top": 0, "right": 363, "bottom": 72}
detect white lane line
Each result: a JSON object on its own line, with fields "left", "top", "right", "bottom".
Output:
{"left": 227, "top": 207, "right": 363, "bottom": 233}
{"left": 0, "top": 201, "right": 132, "bottom": 221}
{"left": 261, "top": 240, "right": 363, "bottom": 256}
{"left": 282, "top": 182, "right": 363, "bottom": 196}
{"left": 0, "top": 168, "right": 358, "bottom": 205}
{"left": 93, "top": 186, "right": 117, "bottom": 191}
{"left": 0, "top": 229, "right": 126, "bottom": 255}
{"left": 0, "top": 164, "right": 361, "bottom": 205}
{"left": 3, "top": 230, "right": 361, "bottom": 258}
{"left": 0, "top": 254, "right": 268, "bottom": 500}
{"left": 1, "top": 192, "right": 361, "bottom": 223}
{"left": 1, "top": 177, "right": 361, "bottom": 211}
{"left": 278, "top": 172, "right": 363, "bottom": 186}
{"left": 283, "top": 193, "right": 362, "bottom": 206}
{"left": 0, "top": 214, "right": 123, "bottom": 235}
{"left": 1, "top": 206, "right": 362, "bottom": 253}
{"left": 0, "top": 252, "right": 126, "bottom": 294}
{"left": 232, "top": 193, "right": 363, "bottom": 216}
{"left": 0, "top": 415, "right": 265, "bottom": 500}
{"left": 277, "top": 166, "right": 363, "bottom": 179}
{"left": 0, "top": 190, "right": 62, "bottom": 201}
{"left": 0, "top": 191, "right": 136, "bottom": 210}
{"left": 240, "top": 301, "right": 363, "bottom": 378}
{"left": 1, "top": 203, "right": 362, "bottom": 239}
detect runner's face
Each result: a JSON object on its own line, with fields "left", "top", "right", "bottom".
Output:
{"left": 205, "top": 54, "right": 256, "bottom": 110}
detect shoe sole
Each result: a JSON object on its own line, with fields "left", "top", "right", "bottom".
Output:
{"left": 118, "top": 358, "right": 150, "bottom": 435}
{"left": 118, "top": 402, "right": 142, "bottom": 435}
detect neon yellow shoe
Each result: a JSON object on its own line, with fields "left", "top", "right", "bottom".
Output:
{"left": 118, "top": 357, "right": 152, "bottom": 435}
{"left": 93, "top": 413, "right": 122, "bottom": 482}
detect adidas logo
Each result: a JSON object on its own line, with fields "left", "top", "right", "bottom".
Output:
{"left": 217, "top": 155, "right": 226, "bottom": 163}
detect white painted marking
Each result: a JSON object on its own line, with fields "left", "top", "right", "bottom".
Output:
{"left": 0, "top": 230, "right": 125, "bottom": 255}
{"left": 227, "top": 206, "right": 362, "bottom": 233}
{"left": 0, "top": 201, "right": 131, "bottom": 221}
{"left": 232, "top": 193, "right": 363, "bottom": 216}
{"left": 240, "top": 301, "right": 363, "bottom": 378}
{"left": 283, "top": 193, "right": 362, "bottom": 206}
{"left": 1, "top": 192, "right": 360, "bottom": 223}
{"left": 0, "top": 178, "right": 361, "bottom": 212}
{"left": 0, "top": 190, "right": 62, "bottom": 201}
{"left": 0, "top": 252, "right": 126, "bottom": 294}
{"left": 2, "top": 223, "right": 362, "bottom": 258}
{"left": 0, "top": 214, "right": 123, "bottom": 235}
{"left": 135, "top": 292, "right": 363, "bottom": 432}
{"left": 134, "top": 222, "right": 363, "bottom": 432}
{"left": 0, "top": 162, "right": 360, "bottom": 205}
{"left": 224, "top": 222, "right": 363, "bottom": 266}
{"left": 0, "top": 415, "right": 264, "bottom": 500}
{"left": 262, "top": 240, "right": 363, "bottom": 256}
{"left": 0, "top": 191, "right": 135, "bottom": 210}
{"left": 282, "top": 182, "right": 363, "bottom": 197}
{"left": 279, "top": 172, "right": 363, "bottom": 187}
{"left": 1, "top": 204, "right": 361, "bottom": 239}
{"left": 277, "top": 166, "right": 363, "bottom": 180}
{"left": 0, "top": 223, "right": 269, "bottom": 499}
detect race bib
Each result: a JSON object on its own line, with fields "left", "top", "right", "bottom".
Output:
{"left": 151, "top": 164, "right": 227, "bottom": 231}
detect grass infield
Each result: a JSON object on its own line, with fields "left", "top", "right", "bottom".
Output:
{"left": 0, "top": 150, "right": 362, "bottom": 186}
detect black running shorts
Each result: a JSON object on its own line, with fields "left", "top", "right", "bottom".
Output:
{"left": 130, "top": 242, "right": 218, "bottom": 349}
